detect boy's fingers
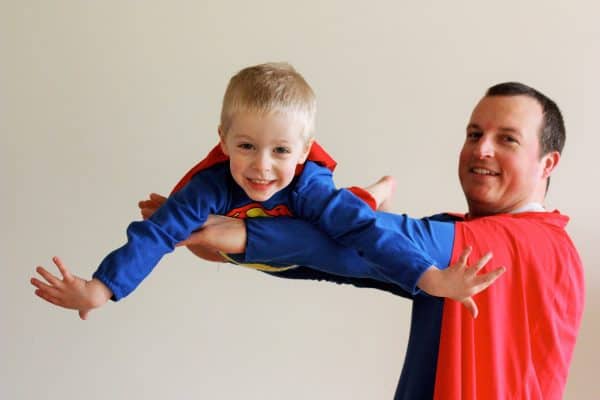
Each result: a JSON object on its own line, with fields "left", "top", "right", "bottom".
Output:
{"left": 461, "top": 297, "right": 478, "bottom": 319}
{"left": 79, "top": 310, "right": 90, "bottom": 320}
{"left": 32, "top": 280, "right": 63, "bottom": 299}
{"left": 35, "top": 289, "right": 62, "bottom": 306}
{"left": 472, "top": 252, "right": 493, "bottom": 273}
{"left": 454, "top": 246, "right": 472, "bottom": 270}
{"left": 31, "top": 277, "right": 53, "bottom": 290}
{"left": 470, "top": 266, "right": 506, "bottom": 294}
{"left": 52, "top": 256, "right": 73, "bottom": 281}
{"left": 35, "top": 266, "right": 61, "bottom": 286}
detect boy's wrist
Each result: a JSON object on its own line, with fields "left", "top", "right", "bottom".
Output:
{"left": 88, "top": 278, "right": 113, "bottom": 307}
{"left": 416, "top": 266, "right": 442, "bottom": 296}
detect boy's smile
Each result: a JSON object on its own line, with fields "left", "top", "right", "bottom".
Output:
{"left": 220, "top": 110, "right": 311, "bottom": 202}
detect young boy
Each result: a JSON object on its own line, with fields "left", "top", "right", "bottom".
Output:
{"left": 31, "top": 63, "right": 503, "bottom": 320}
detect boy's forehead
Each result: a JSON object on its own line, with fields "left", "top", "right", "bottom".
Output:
{"left": 226, "top": 110, "right": 308, "bottom": 140}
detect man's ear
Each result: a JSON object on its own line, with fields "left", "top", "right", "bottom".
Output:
{"left": 541, "top": 151, "right": 560, "bottom": 179}
{"left": 298, "top": 138, "right": 315, "bottom": 164}
{"left": 218, "top": 126, "right": 229, "bottom": 156}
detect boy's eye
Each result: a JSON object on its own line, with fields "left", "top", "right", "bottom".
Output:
{"left": 274, "top": 146, "right": 291, "bottom": 154}
{"left": 238, "top": 143, "right": 254, "bottom": 150}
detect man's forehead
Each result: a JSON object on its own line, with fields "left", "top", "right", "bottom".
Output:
{"left": 468, "top": 95, "right": 543, "bottom": 132}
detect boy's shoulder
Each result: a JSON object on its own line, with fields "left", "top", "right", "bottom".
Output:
{"left": 293, "top": 160, "right": 334, "bottom": 189}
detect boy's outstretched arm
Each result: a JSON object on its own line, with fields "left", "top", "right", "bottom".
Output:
{"left": 171, "top": 214, "right": 505, "bottom": 318}
{"left": 139, "top": 193, "right": 229, "bottom": 262}
{"left": 30, "top": 256, "right": 112, "bottom": 320}
{"left": 416, "top": 246, "right": 505, "bottom": 318}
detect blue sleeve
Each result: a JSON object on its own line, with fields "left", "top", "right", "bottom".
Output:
{"left": 92, "top": 168, "right": 230, "bottom": 300}
{"left": 289, "top": 163, "right": 446, "bottom": 294}
{"left": 243, "top": 212, "right": 455, "bottom": 293}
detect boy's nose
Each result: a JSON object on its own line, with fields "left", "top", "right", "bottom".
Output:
{"left": 252, "top": 152, "right": 272, "bottom": 171}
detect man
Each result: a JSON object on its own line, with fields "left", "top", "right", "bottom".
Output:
{"left": 152, "top": 82, "right": 586, "bottom": 399}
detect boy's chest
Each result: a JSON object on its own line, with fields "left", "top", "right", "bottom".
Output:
{"left": 226, "top": 185, "right": 295, "bottom": 219}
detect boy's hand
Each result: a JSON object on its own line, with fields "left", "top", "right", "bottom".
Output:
{"left": 417, "top": 246, "right": 505, "bottom": 318}
{"left": 30, "top": 256, "right": 112, "bottom": 320}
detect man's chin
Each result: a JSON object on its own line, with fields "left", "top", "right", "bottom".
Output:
{"left": 465, "top": 197, "right": 498, "bottom": 217}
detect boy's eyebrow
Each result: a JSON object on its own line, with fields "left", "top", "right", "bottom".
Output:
{"left": 230, "top": 133, "right": 254, "bottom": 141}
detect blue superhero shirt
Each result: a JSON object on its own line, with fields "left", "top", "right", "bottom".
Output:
{"left": 93, "top": 145, "right": 436, "bottom": 301}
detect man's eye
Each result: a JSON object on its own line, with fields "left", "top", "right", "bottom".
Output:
{"left": 467, "top": 132, "right": 481, "bottom": 140}
{"left": 274, "top": 147, "right": 291, "bottom": 154}
{"left": 503, "top": 136, "right": 518, "bottom": 144}
{"left": 238, "top": 143, "right": 254, "bottom": 150}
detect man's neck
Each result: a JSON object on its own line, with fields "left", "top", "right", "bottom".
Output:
{"left": 510, "top": 202, "right": 546, "bottom": 213}
{"left": 465, "top": 202, "right": 546, "bottom": 220}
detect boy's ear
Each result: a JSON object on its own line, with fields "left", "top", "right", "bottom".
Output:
{"left": 298, "top": 138, "right": 315, "bottom": 164}
{"left": 541, "top": 150, "right": 560, "bottom": 179}
{"left": 218, "top": 126, "right": 229, "bottom": 156}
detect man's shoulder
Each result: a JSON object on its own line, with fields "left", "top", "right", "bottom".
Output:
{"left": 463, "top": 210, "right": 570, "bottom": 229}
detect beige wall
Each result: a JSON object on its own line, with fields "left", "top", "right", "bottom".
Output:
{"left": 3, "top": 1, "right": 598, "bottom": 399}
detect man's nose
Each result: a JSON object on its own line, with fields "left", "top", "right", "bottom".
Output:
{"left": 474, "top": 137, "right": 494, "bottom": 158}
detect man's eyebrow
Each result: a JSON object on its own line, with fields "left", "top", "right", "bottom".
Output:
{"left": 466, "top": 123, "right": 522, "bottom": 136}
{"left": 498, "top": 127, "right": 523, "bottom": 137}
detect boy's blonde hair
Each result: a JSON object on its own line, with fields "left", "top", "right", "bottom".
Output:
{"left": 220, "top": 62, "right": 316, "bottom": 141}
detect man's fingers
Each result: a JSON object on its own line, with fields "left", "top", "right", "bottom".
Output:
{"left": 140, "top": 208, "right": 154, "bottom": 219}
{"left": 149, "top": 193, "right": 167, "bottom": 203}
{"left": 52, "top": 256, "right": 73, "bottom": 281}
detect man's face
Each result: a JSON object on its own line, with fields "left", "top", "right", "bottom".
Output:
{"left": 458, "top": 95, "right": 556, "bottom": 217}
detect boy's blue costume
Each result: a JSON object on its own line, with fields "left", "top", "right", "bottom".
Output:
{"left": 93, "top": 142, "right": 433, "bottom": 301}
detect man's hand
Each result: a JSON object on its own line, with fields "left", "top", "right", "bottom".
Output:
{"left": 30, "top": 256, "right": 112, "bottom": 320}
{"left": 138, "top": 192, "right": 167, "bottom": 220}
{"left": 178, "top": 215, "right": 247, "bottom": 254}
{"left": 417, "top": 246, "right": 505, "bottom": 318}
{"left": 138, "top": 193, "right": 246, "bottom": 261}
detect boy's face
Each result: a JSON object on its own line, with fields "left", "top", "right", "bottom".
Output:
{"left": 220, "top": 110, "right": 311, "bottom": 202}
